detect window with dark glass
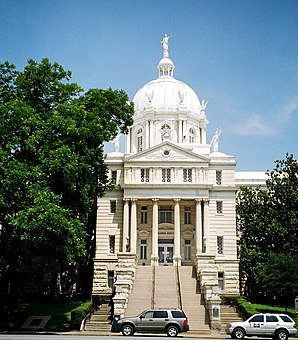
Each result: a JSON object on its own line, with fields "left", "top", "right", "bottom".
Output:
{"left": 111, "top": 170, "right": 117, "bottom": 183}
{"left": 216, "top": 170, "right": 222, "bottom": 185}
{"left": 141, "top": 168, "right": 149, "bottom": 182}
{"left": 140, "top": 240, "right": 147, "bottom": 260}
{"left": 160, "top": 207, "right": 172, "bottom": 223}
{"left": 162, "top": 168, "right": 171, "bottom": 182}
{"left": 184, "top": 207, "right": 191, "bottom": 224}
{"left": 140, "top": 206, "right": 147, "bottom": 224}
{"left": 184, "top": 240, "right": 191, "bottom": 260}
{"left": 217, "top": 236, "right": 223, "bottom": 254}
{"left": 216, "top": 201, "right": 223, "bottom": 214}
{"left": 183, "top": 169, "right": 192, "bottom": 182}
{"left": 109, "top": 235, "right": 115, "bottom": 253}
{"left": 110, "top": 200, "right": 116, "bottom": 213}
{"left": 218, "top": 272, "right": 224, "bottom": 290}
{"left": 250, "top": 315, "right": 264, "bottom": 323}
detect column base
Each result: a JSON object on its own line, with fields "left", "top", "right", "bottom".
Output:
{"left": 173, "top": 255, "right": 181, "bottom": 266}
{"left": 151, "top": 255, "right": 159, "bottom": 266}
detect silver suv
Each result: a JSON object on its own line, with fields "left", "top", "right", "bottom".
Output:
{"left": 114, "top": 308, "right": 189, "bottom": 337}
{"left": 226, "top": 313, "right": 297, "bottom": 340}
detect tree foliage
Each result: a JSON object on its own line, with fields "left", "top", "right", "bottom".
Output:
{"left": 0, "top": 59, "right": 134, "bottom": 297}
{"left": 236, "top": 154, "right": 298, "bottom": 305}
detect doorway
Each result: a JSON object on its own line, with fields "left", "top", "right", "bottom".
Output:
{"left": 158, "top": 239, "right": 174, "bottom": 265}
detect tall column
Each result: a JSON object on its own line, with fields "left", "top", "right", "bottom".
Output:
{"left": 178, "top": 120, "right": 182, "bottom": 143}
{"left": 122, "top": 198, "right": 130, "bottom": 252}
{"left": 149, "top": 121, "right": 153, "bottom": 148}
{"left": 195, "top": 199, "right": 202, "bottom": 254}
{"left": 203, "top": 199, "right": 210, "bottom": 253}
{"left": 130, "top": 199, "right": 137, "bottom": 254}
{"left": 125, "top": 128, "right": 130, "bottom": 153}
{"left": 151, "top": 199, "right": 159, "bottom": 266}
{"left": 174, "top": 199, "right": 181, "bottom": 266}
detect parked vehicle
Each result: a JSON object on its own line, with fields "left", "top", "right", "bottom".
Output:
{"left": 113, "top": 308, "right": 189, "bottom": 337}
{"left": 226, "top": 313, "right": 297, "bottom": 340}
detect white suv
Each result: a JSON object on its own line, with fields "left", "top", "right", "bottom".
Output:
{"left": 226, "top": 313, "right": 297, "bottom": 340}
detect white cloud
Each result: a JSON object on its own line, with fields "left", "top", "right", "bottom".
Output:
{"left": 280, "top": 97, "right": 298, "bottom": 123}
{"left": 230, "top": 114, "right": 276, "bottom": 137}
{"left": 230, "top": 97, "right": 298, "bottom": 137}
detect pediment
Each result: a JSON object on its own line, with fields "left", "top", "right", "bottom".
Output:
{"left": 124, "top": 142, "right": 209, "bottom": 164}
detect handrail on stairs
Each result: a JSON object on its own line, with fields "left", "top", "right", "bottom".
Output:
{"left": 151, "top": 265, "right": 156, "bottom": 309}
{"left": 176, "top": 265, "right": 183, "bottom": 310}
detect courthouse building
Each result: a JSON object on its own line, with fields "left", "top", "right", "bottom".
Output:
{"left": 92, "top": 35, "right": 266, "bottom": 315}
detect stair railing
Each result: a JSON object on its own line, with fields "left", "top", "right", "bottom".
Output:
{"left": 151, "top": 265, "right": 156, "bottom": 308}
{"left": 176, "top": 265, "right": 183, "bottom": 310}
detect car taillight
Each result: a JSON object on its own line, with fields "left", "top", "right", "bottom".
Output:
{"left": 184, "top": 319, "right": 188, "bottom": 325}
{"left": 293, "top": 324, "right": 296, "bottom": 329}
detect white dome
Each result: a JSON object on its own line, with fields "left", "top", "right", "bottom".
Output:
{"left": 133, "top": 77, "right": 201, "bottom": 114}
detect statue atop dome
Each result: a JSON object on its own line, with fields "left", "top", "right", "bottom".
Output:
{"left": 161, "top": 33, "right": 172, "bottom": 58}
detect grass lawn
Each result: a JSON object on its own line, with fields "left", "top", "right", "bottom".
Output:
{"left": 17, "top": 300, "right": 91, "bottom": 331}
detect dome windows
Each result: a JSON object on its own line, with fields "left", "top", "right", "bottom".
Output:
{"left": 137, "top": 127, "right": 143, "bottom": 152}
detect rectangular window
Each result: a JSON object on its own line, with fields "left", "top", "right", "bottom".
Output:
{"left": 184, "top": 207, "right": 191, "bottom": 224}
{"left": 162, "top": 168, "right": 171, "bottom": 182}
{"left": 140, "top": 206, "right": 147, "bottom": 224}
{"left": 218, "top": 272, "right": 224, "bottom": 290}
{"left": 217, "top": 236, "right": 223, "bottom": 254}
{"left": 183, "top": 169, "right": 192, "bottom": 182}
{"left": 111, "top": 170, "right": 117, "bottom": 184}
{"left": 160, "top": 208, "right": 172, "bottom": 223}
{"left": 216, "top": 201, "right": 223, "bottom": 214}
{"left": 110, "top": 200, "right": 116, "bottom": 213}
{"left": 140, "top": 239, "right": 147, "bottom": 260}
{"left": 216, "top": 170, "right": 222, "bottom": 185}
{"left": 141, "top": 168, "right": 150, "bottom": 182}
{"left": 184, "top": 240, "right": 192, "bottom": 260}
{"left": 137, "top": 136, "right": 143, "bottom": 152}
{"left": 109, "top": 235, "right": 115, "bottom": 254}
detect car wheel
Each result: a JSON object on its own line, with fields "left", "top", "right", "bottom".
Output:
{"left": 275, "top": 329, "right": 288, "bottom": 340}
{"left": 121, "top": 324, "right": 135, "bottom": 336}
{"left": 166, "top": 325, "right": 179, "bottom": 337}
{"left": 232, "top": 327, "right": 245, "bottom": 339}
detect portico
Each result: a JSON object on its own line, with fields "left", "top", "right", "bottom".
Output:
{"left": 121, "top": 197, "right": 210, "bottom": 266}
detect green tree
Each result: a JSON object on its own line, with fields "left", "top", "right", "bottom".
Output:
{"left": 236, "top": 154, "right": 298, "bottom": 304}
{"left": 0, "top": 59, "right": 134, "bottom": 298}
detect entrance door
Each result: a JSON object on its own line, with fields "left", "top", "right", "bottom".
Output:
{"left": 158, "top": 244, "right": 173, "bottom": 265}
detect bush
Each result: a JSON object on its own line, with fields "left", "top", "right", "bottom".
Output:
{"left": 70, "top": 301, "right": 92, "bottom": 330}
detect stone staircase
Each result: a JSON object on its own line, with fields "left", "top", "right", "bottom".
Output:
{"left": 220, "top": 305, "right": 243, "bottom": 334}
{"left": 84, "top": 303, "right": 112, "bottom": 333}
{"left": 125, "top": 266, "right": 153, "bottom": 316}
{"left": 154, "top": 266, "right": 179, "bottom": 308}
{"left": 179, "top": 266, "right": 210, "bottom": 334}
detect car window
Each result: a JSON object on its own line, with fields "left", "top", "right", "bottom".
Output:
{"left": 266, "top": 315, "right": 278, "bottom": 322}
{"left": 143, "top": 311, "right": 154, "bottom": 318}
{"left": 250, "top": 315, "right": 264, "bottom": 322}
{"left": 280, "top": 315, "right": 292, "bottom": 323}
{"left": 171, "top": 310, "right": 185, "bottom": 318}
{"left": 153, "top": 311, "right": 168, "bottom": 318}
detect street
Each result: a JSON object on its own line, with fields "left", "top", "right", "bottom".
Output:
{"left": 0, "top": 334, "right": 228, "bottom": 340}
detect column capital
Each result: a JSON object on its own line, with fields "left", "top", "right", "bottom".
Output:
{"left": 131, "top": 198, "right": 138, "bottom": 203}
{"left": 123, "top": 198, "right": 130, "bottom": 202}
{"left": 195, "top": 198, "right": 202, "bottom": 204}
{"left": 173, "top": 198, "right": 181, "bottom": 204}
{"left": 152, "top": 198, "right": 159, "bottom": 203}
{"left": 203, "top": 198, "right": 210, "bottom": 205}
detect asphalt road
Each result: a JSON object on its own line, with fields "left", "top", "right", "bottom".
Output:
{"left": 0, "top": 334, "right": 228, "bottom": 340}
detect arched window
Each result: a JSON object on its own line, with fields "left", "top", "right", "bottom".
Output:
{"left": 161, "top": 124, "right": 171, "bottom": 142}
{"left": 189, "top": 128, "right": 195, "bottom": 143}
{"left": 137, "top": 127, "right": 143, "bottom": 152}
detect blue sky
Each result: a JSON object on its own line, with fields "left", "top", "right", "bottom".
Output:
{"left": 1, "top": 0, "right": 297, "bottom": 171}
